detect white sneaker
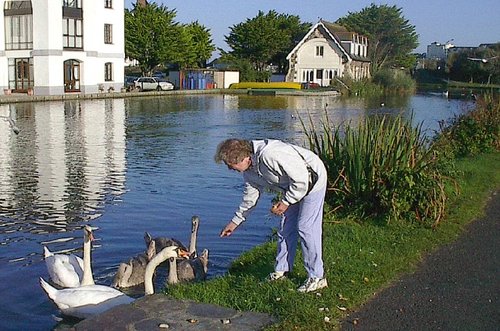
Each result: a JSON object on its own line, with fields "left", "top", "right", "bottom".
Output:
{"left": 266, "top": 271, "right": 287, "bottom": 281}
{"left": 297, "top": 277, "right": 328, "bottom": 293}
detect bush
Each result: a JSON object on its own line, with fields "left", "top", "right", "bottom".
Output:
{"left": 301, "top": 113, "right": 447, "bottom": 227}
{"left": 433, "top": 94, "right": 500, "bottom": 157}
{"left": 373, "top": 69, "right": 416, "bottom": 93}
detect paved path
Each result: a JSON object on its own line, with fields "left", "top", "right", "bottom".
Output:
{"left": 63, "top": 294, "right": 275, "bottom": 331}
{"left": 341, "top": 191, "right": 500, "bottom": 331}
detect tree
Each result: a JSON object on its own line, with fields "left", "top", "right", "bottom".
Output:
{"left": 184, "top": 21, "right": 216, "bottom": 68}
{"left": 336, "top": 4, "right": 418, "bottom": 74}
{"left": 448, "top": 44, "right": 499, "bottom": 84}
{"left": 224, "top": 10, "right": 310, "bottom": 79}
{"left": 125, "top": 3, "right": 183, "bottom": 75}
{"left": 270, "top": 14, "right": 311, "bottom": 73}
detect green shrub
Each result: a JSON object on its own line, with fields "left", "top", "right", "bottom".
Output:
{"left": 373, "top": 69, "right": 416, "bottom": 93}
{"left": 433, "top": 94, "right": 500, "bottom": 157}
{"left": 301, "top": 113, "right": 447, "bottom": 227}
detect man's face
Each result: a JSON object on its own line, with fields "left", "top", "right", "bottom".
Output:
{"left": 226, "top": 156, "right": 251, "bottom": 173}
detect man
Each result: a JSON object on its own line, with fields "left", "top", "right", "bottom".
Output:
{"left": 215, "top": 138, "right": 328, "bottom": 293}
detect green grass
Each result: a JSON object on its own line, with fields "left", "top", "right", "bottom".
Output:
{"left": 162, "top": 152, "right": 499, "bottom": 330}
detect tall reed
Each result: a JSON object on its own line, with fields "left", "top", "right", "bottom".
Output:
{"left": 301, "top": 112, "right": 447, "bottom": 227}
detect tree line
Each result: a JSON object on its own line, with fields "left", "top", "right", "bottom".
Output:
{"left": 125, "top": 2, "right": 418, "bottom": 81}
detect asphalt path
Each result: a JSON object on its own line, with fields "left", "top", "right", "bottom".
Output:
{"left": 341, "top": 191, "right": 499, "bottom": 331}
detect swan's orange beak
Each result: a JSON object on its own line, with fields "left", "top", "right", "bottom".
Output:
{"left": 178, "top": 249, "right": 191, "bottom": 259}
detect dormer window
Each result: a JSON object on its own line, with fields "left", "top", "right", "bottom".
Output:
{"left": 316, "top": 46, "right": 324, "bottom": 57}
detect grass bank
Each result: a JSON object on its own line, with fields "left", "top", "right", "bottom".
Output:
{"left": 164, "top": 152, "right": 499, "bottom": 330}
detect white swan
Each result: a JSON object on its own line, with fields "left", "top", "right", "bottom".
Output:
{"left": 39, "top": 225, "right": 134, "bottom": 319}
{"left": 144, "top": 246, "right": 187, "bottom": 295}
{"left": 43, "top": 227, "right": 94, "bottom": 288}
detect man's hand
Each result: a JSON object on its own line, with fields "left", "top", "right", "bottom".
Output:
{"left": 271, "top": 201, "right": 289, "bottom": 216}
{"left": 220, "top": 221, "right": 238, "bottom": 237}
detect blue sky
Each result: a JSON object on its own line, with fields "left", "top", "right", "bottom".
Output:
{"left": 125, "top": 0, "right": 499, "bottom": 55}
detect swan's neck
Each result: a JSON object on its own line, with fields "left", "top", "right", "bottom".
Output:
{"left": 167, "top": 257, "right": 179, "bottom": 285}
{"left": 80, "top": 235, "right": 95, "bottom": 286}
{"left": 189, "top": 218, "right": 199, "bottom": 255}
{"left": 145, "top": 248, "right": 176, "bottom": 295}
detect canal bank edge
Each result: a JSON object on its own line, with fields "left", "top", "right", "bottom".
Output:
{"left": 60, "top": 294, "right": 276, "bottom": 331}
{"left": 0, "top": 88, "right": 340, "bottom": 105}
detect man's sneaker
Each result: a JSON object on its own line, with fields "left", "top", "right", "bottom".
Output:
{"left": 266, "top": 271, "right": 287, "bottom": 281}
{"left": 297, "top": 277, "right": 328, "bottom": 293}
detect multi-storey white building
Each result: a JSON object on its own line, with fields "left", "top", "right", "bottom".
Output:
{"left": 0, "top": 0, "right": 124, "bottom": 95}
{"left": 426, "top": 41, "right": 455, "bottom": 60}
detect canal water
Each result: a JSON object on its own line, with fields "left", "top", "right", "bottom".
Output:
{"left": 0, "top": 93, "right": 473, "bottom": 330}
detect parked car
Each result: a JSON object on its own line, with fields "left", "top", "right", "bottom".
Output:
{"left": 134, "top": 77, "right": 174, "bottom": 91}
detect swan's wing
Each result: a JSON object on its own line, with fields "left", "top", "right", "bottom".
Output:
{"left": 176, "top": 259, "right": 196, "bottom": 281}
{"left": 46, "top": 255, "right": 82, "bottom": 288}
{"left": 58, "top": 290, "right": 134, "bottom": 319}
{"left": 69, "top": 254, "right": 84, "bottom": 275}
{"left": 50, "top": 285, "right": 131, "bottom": 310}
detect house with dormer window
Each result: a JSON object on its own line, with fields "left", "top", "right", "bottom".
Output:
{"left": 286, "top": 20, "right": 370, "bottom": 86}
{"left": 1, "top": 0, "right": 124, "bottom": 95}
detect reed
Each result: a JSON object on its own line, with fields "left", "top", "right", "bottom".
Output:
{"left": 301, "top": 112, "right": 447, "bottom": 226}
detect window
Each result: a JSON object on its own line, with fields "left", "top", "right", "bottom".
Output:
{"left": 63, "top": 0, "right": 83, "bottom": 49}
{"left": 64, "top": 59, "right": 81, "bottom": 92}
{"left": 105, "top": 0, "right": 112, "bottom": 8}
{"left": 105, "top": 62, "right": 113, "bottom": 81}
{"left": 315, "top": 46, "right": 324, "bottom": 57}
{"left": 63, "top": 18, "right": 83, "bottom": 49}
{"left": 4, "top": 1, "right": 33, "bottom": 50}
{"left": 63, "top": 0, "right": 81, "bottom": 8}
{"left": 104, "top": 24, "right": 113, "bottom": 44}
{"left": 8, "top": 57, "right": 33, "bottom": 91}
{"left": 316, "top": 69, "right": 323, "bottom": 79}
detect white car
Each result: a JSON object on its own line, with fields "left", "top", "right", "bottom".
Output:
{"left": 134, "top": 77, "right": 174, "bottom": 91}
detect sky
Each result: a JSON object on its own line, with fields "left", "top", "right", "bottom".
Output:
{"left": 124, "top": 0, "right": 500, "bottom": 56}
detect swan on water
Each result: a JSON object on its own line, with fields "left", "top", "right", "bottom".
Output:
{"left": 40, "top": 226, "right": 133, "bottom": 319}
{"left": 43, "top": 226, "right": 96, "bottom": 288}
{"left": 111, "top": 240, "right": 156, "bottom": 289}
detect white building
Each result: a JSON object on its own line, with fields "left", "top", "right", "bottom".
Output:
{"left": 286, "top": 20, "right": 370, "bottom": 86}
{"left": 0, "top": 0, "right": 124, "bottom": 95}
{"left": 426, "top": 41, "right": 455, "bottom": 60}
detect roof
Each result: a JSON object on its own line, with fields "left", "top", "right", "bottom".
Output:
{"left": 286, "top": 21, "right": 349, "bottom": 60}
{"left": 286, "top": 20, "right": 370, "bottom": 62}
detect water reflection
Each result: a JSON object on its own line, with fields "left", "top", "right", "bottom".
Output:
{"left": 0, "top": 99, "right": 126, "bottom": 238}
